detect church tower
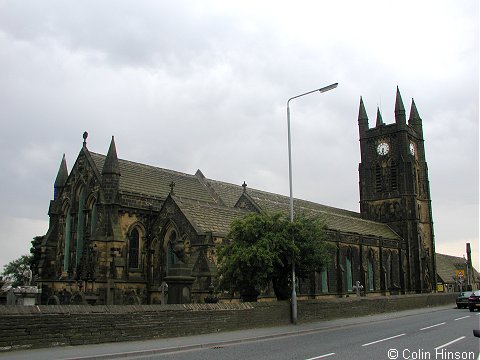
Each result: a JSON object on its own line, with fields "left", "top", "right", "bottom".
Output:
{"left": 358, "top": 87, "right": 435, "bottom": 293}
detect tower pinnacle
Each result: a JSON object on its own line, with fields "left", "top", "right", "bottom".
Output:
{"left": 102, "top": 136, "right": 121, "bottom": 175}
{"left": 54, "top": 154, "right": 68, "bottom": 187}
{"left": 375, "top": 107, "right": 384, "bottom": 127}
{"left": 409, "top": 98, "right": 421, "bottom": 122}
{"left": 408, "top": 98, "right": 423, "bottom": 138}
{"left": 358, "top": 97, "right": 369, "bottom": 134}
{"left": 394, "top": 86, "right": 406, "bottom": 125}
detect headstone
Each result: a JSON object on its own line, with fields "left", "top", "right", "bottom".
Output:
{"left": 13, "top": 286, "right": 41, "bottom": 305}
{"left": 6, "top": 288, "right": 16, "bottom": 305}
{"left": 352, "top": 281, "right": 364, "bottom": 296}
{"left": 160, "top": 281, "right": 168, "bottom": 305}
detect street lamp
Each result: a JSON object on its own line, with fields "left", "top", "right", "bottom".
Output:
{"left": 464, "top": 255, "right": 470, "bottom": 290}
{"left": 287, "top": 82, "right": 338, "bottom": 324}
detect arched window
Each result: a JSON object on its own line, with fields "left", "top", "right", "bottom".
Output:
{"left": 163, "top": 226, "right": 180, "bottom": 273}
{"left": 75, "top": 188, "right": 86, "bottom": 264}
{"left": 367, "top": 252, "right": 374, "bottom": 291}
{"left": 167, "top": 230, "right": 178, "bottom": 270}
{"left": 375, "top": 164, "right": 382, "bottom": 192}
{"left": 63, "top": 207, "right": 72, "bottom": 271}
{"left": 389, "top": 251, "right": 394, "bottom": 288}
{"left": 128, "top": 228, "right": 140, "bottom": 268}
{"left": 384, "top": 251, "right": 394, "bottom": 289}
{"left": 320, "top": 269, "right": 329, "bottom": 293}
{"left": 346, "top": 249, "right": 353, "bottom": 292}
{"left": 390, "top": 161, "right": 398, "bottom": 191}
{"left": 90, "top": 199, "right": 97, "bottom": 239}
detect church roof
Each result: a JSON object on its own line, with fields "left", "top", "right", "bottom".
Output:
{"left": 435, "top": 253, "right": 480, "bottom": 284}
{"left": 206, "top": 179, "right": 400, "bottom": 240}
{"left": 173, "top": 196, "right": 249, "bottom": 236}
{"left": 90, "top": 152, "right": 217, "bottom": 204}
{"left": 88, "top": 151, "right": 400, "bottom": 240}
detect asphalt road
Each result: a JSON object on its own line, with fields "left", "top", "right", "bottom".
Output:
{"left": 1, "top": 305, "right": 479, "bottom": 360}
{"left": 126, "top": 307, "right": 480, "bottom": 360}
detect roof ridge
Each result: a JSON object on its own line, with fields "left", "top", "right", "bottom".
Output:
{"left": 195, "top": 170, "right": 225, "bottom": 206}
{"left": 206, "top": 178, "right": 361, "bottom": 217}
{"left": 90, "top": 151, "right": 198, "bottom": 179}
{"left": 89, "top": 154, "right": 357, "bottom": 217}
{"left": 255, "top": 196, "right": 392, "bottom": 226}
{"left": 175, "top": 196, "right": 248, "bottom": 213}
{"left": 436, "top": 253, "right": 464, "bottom": 260}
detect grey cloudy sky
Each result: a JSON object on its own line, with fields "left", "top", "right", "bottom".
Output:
{"left": 0, "top": 0, "right": 478, "bottom": 270}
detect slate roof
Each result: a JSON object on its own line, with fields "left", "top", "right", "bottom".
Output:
{"left": 90, "top": 152, "right": 216, "bottom": 204}
{"left": 88, "top": 150, "right": 400, "bottom": 240}
{"left": 173, "top": 196, "right": 249, "bottom": 237}
{"left": 205, "top": 179, "right": 400, "bottom": 240}
{"left": 436, "top": 253, "right": 480, "bottom": 284}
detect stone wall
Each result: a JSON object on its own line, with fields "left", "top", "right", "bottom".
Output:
{"left": 0, "top": 293, "right": 456, "bottom": 352}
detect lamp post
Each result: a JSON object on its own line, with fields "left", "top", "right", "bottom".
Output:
{"left": 287, "top": 82, "right": 338, "bottom": 324}
{"left": 464, "top": 255, "right": 470, "bottom": 290}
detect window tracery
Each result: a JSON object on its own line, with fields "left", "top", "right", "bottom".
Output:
{"left": 129, "top": 228, "right": 140, "bottom": 269}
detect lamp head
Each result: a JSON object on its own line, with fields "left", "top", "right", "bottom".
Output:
{"left": 318, "top": 83, "right": 338, "bottom": 93}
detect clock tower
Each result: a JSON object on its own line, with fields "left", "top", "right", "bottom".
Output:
{"left": 358, "top": 87, "right": 436, "bottom": 293}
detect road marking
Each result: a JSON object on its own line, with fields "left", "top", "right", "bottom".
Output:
{"left": 434, "top": 336, "right": 466, "bottom": 350}
{"left": 454, "top": 315, "right": 470, "bottom": 321}
{"left": 305, "top": 353, "right": 336, "bottom": 360}
{"left": 419, "top": 322, "right": 446, "bottom": 330}
{"left": 361, "top": 333, "right": 406, "bottom": 347}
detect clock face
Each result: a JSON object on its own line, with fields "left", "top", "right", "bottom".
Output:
{"left": 377, "top": 142, "right": 390, "bottom": 156}
{"left": 409, "top": 142, "right": 416, "bottom": 156}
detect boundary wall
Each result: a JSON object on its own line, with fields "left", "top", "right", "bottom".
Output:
{"left": 0, "top": 293, "right": 456, "bottom": 351}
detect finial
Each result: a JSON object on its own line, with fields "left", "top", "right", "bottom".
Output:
{"left": 83, "top": 131, "right": 88, "bottom": 147}
{"left": 169, "top": 181, "right": 176, "bottom": 195}
{"left": 242, "top": 181, "right": 247, "bottom": 192}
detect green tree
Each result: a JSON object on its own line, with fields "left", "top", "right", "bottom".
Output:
{"left": 1, "top": 254, "right": 33, "bottom": 287}
{"left": 217, "top": 211, "right": 330, "bottom": 301}
{"left": 272, "top": 213, "right": 331, "bottom": 300}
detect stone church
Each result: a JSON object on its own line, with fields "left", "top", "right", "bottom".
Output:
{"left": 32, "top": 88, "right": 436, "bottom": 305}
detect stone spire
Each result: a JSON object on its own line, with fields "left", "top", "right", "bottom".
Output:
{"left": 54, "top": 154, "right": 68, "bottom": 188}
{"left": 408, "top": 98, "right": 423, "bottom": 138}
{"left": 375, "top": 107, "right": 384, "bottom": 127}
{"left": 54, "top": 154, "right": 68, "bottom": 199}
{"left": 102, "top": 136, "right": 121, "bottom": 176}
{"left": 394, "top": 86, "right": 406, "bottom": 125}
{"left": 409, "top": 98, "right": 421, "bottom": 122}
{"left": 358, "top": 96, "right": 369, "bottom": 135}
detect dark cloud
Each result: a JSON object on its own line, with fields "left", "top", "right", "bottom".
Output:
{"left": 0, "top": 1, "right": 477, "bottom": 269}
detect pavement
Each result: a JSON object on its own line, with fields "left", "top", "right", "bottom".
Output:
{"left": 0, "top": 304, "right": 456, "bottom": 360}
